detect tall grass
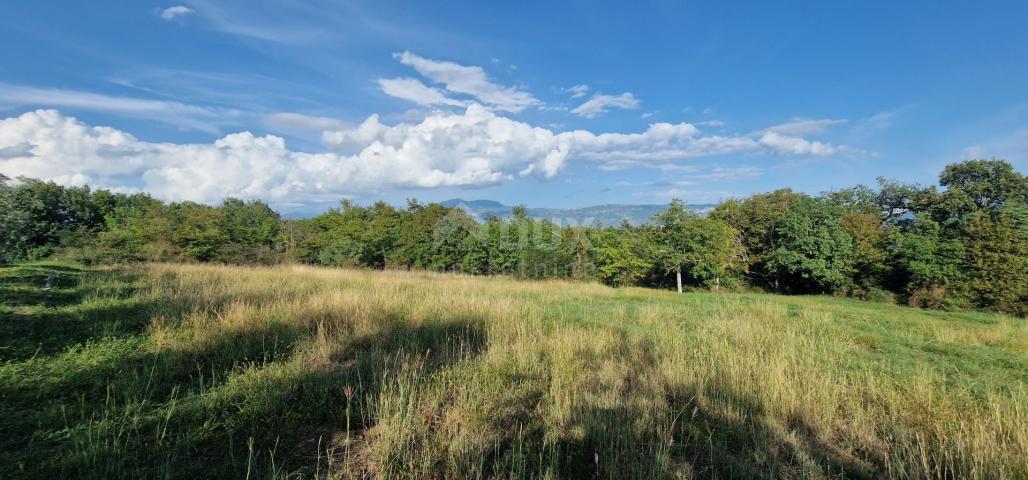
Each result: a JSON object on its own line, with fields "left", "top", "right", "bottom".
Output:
{"left": 1, "top": 262, "right": 1025, "bottom": 479}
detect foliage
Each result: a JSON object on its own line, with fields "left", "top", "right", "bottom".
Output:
{"left": 709, "top": 188, "right": 803, "bottom": 288}
{"left": 764, "top": 196, "right": 853, "bottom": 293}
{"left": 589, "top": 227, "right": 654, "bottom": 287}
{"left": 959, "top": 209, "right": 1028, "bottom": 314}
{"left": 839, "top": 211, "right": 888, "bottom": 288}
{"left": 2, "top": 159, "right": 1026, "bottom": 314}
{"left": 886, "top": 214, "right": 965, "bottom": 299}
{"left": 649, "top": 200, "right": 743, "bottom": 289}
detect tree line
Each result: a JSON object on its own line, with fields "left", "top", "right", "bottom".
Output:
{"left": 1, "top": 159, "right": 1025, "bottom": 315}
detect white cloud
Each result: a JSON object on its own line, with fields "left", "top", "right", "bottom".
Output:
{"left": 0, "top": 109, "right": 521, "bottom": 206}
{"left": 640, "top": 112, "right": 654, "bottom": 119}
{"left": 391, "top": 51, "right": 540, "bottom": 112}
{"left": 323, "top": 104, "right": 568, "bottom": 179}
{"left": 377, "top": 78, "right": 467, "bottom": 107}
{"left": 758, "top": 131, "right": 843, "bottom": 156}
{"left": 685, "top": 166, "right": 764, "bottom": 181}
{"left": 766, "top": 118, "right": 847, "bottom": 136}
{"left": 571, "top": 92, "right": 640, "bottom": 118}
{"left": 658, "top": 164, "right": 702, "bottom": 173}
{"left": 698, "top": 120, "right": 725, "bottom": 128}
{"left": 1, "top": 107, "right": 852, "bottom": 208}
{"left": 160, "top": 5, "right": 195, "bottom": 20}
{"left": 0, "top": 83, "right": 238, "bottom": 133}
{"left": 564, "top": 84, "right": 590, "bottom": 98}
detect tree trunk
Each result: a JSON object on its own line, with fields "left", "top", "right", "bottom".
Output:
{"left": 676, "top": 269, "right": 683, "bottom": 294}
{"left": 715, "top": 275, "right": 720, "bottom": 291}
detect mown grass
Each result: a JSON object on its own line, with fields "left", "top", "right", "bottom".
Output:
{"left": 1, "top": 261, "right": 1025, "bottom": 479}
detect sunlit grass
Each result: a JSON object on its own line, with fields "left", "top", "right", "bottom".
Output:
{"left": 1, "top": 262, "right": 1025, "bottom": 479}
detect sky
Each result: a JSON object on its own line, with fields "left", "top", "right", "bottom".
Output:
{"left": 1, "top": 0, "right": 1026, "bottom": 215}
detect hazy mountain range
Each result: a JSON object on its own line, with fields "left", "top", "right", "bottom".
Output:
{"left": 440, "top": 199, "right": 715, "bottom": 226}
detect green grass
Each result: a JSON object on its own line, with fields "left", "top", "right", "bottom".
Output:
{"left": 1, "top": 262, "right": 1025, "bottom": 479}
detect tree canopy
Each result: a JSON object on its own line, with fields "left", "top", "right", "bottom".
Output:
{"left": 2, "top": 159, "right": 1025, "bottom": 315}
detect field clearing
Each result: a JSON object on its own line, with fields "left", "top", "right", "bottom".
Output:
{"left": 1, "top": 262, "right": 1026, "bottom": 479}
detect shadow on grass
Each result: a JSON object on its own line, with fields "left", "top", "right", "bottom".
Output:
{"left": 0, "top": 265, "right": 155, "bottom": 362}
{"left": 661, "top": 382, "right": 885, "bottom": 480}
{"left": 1, "top": 292, "right": 491, "bottom": 480}
{"left": 0, "top": 265, "right": 86, "bottom": 307}
{"left": 131, "top": 316, "right": 488, "bottom": 480}
{"left": 1, "top": 319, "right": 311, "bottom": 479}
{"left": 477, "top": 330, "right": 888, "bottom": 479}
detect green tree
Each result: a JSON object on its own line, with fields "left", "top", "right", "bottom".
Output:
{"left": 649, "top": 200, "right": 742, "bottom": 292}
{"left": 822, "top": 184, "right": 880, "bottom": 216}
{"left": 591, "top": 228, "right": 653, "bottom": 287}
{"left": 168, "top": 202, "right": 227, "bottom": 262}
{"left": 427, "top": 206, "right": 478, "bottom": 271}
{"left": 217, "top": 198, "right": 282, "bottom": 264}
{"left": 685, "top": 218, "right": 744, "bottom": 290}
{"left": 959, "top": 209, "right": 1028, "bottom": 314}
{"left": 710, "top": 189, "right": 803, "bottom": 288}
{"left": 938, "top": 159, "right": 1027, "bottom": 213}
{"left": 839, "top": 211, "right": 888, "bottom": 289}
{"left": 886, "top": 214, "right": 965, "bottom": 306}
{"left": 0, "top": 177, "right": 122, "bottom": 261}
{"left": 764, "top": 197, "right": 853, "bottom": 293}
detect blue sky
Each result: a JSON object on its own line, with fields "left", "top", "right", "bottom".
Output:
{"left": 1, "top": 0, "right": 1026, "bottom": 214}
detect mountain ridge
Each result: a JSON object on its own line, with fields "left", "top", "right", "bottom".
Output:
{"left": 440, "top": 198, "right": 715, "bottom": 226}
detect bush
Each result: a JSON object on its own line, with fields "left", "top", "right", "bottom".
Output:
{"left": 907, "top": 286, "right": 968, "bottom": 311}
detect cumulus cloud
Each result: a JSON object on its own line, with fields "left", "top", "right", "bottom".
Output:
{"left": 323, "top": 104, "right": 568, "bottom": 179}
{"left": 160, "top": 5, "right": 194, "bottom": 20}
{"left": 571, "top": 92, "right": 640, "bottom": 118}
{"left": 564, "top": 84, "right": 590, "bottom": 98}
{"left": 0, "top": 109, "right": 535, "bottom": 205}
{"left": 387, "top": 51, "right": 540, "bottom": 112}
{"left": 1, "top": 107, "right": 851, "bottom": 207}
{"left": 758, "top": 131, "right": 843, "bottom": 156}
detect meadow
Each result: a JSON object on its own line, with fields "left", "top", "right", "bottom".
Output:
{"left": 1, "top": 262, "right": 1026, "bottom": 479}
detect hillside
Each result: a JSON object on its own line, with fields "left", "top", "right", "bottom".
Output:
{"left": 1, "top": 262, "right": 1026, "bottom": 479}
{"left": 440, "top": 199, "right": 716, "bottom": 226}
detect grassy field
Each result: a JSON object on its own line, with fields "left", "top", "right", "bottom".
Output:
{"left": 1, "top": 262, "right": 1026, "bottom": 479}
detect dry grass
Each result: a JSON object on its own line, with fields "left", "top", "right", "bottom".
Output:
{"left": 1, "top": 262, "right": 1026, "bottom": 479}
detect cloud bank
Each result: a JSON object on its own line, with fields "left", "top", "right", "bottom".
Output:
{"left": 0, "top": 107, "right": 849, "bottom": 207}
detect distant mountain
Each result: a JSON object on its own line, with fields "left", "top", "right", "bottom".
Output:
{"left": 440, "top": 199, "right": 715, "bottom": 226}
